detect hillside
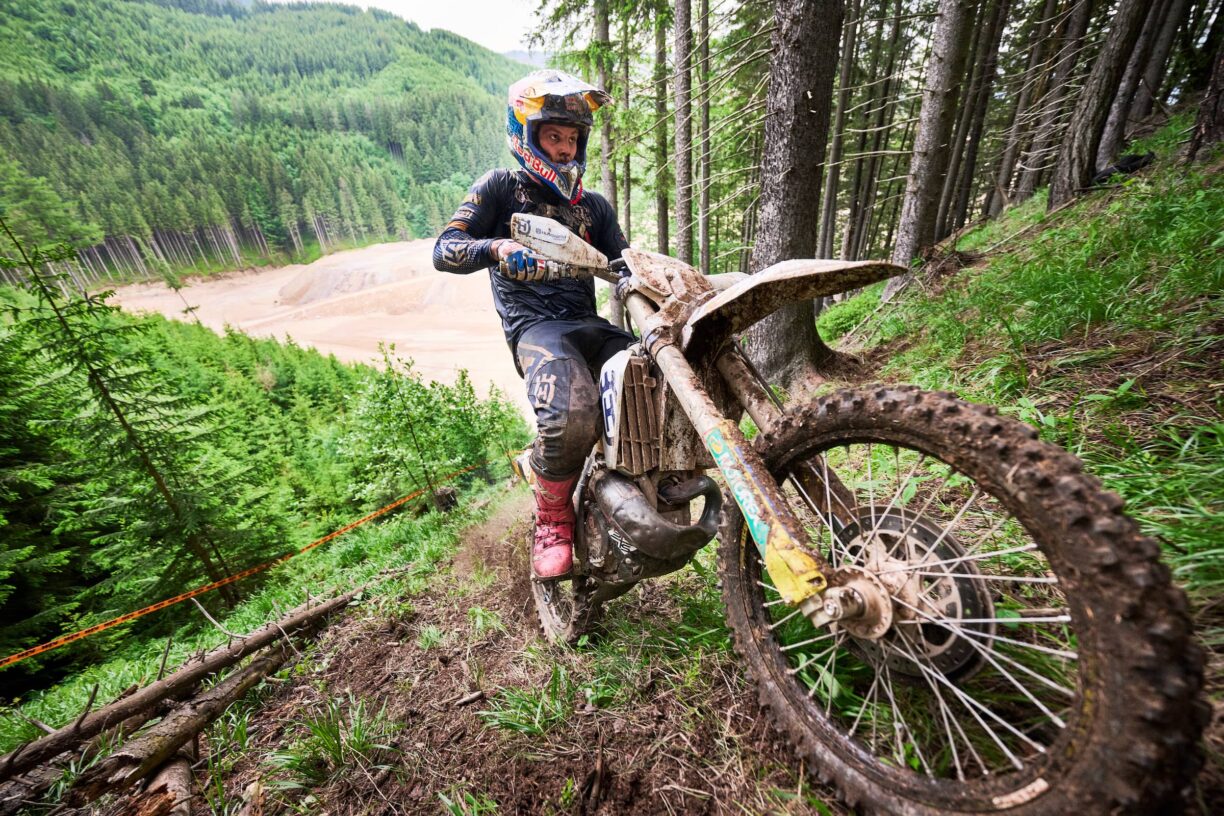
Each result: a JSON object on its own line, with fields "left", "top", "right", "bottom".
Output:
{"left": 2, "top": 118, "right": 1217, "bottom": 814}
{"left": 0, "top": 0, "right": 523, "bottom": 275}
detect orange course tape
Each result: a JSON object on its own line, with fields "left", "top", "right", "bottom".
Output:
{"left": 0, "top": 458, "right": 496, "bottom": 671}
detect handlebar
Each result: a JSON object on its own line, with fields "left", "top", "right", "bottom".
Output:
{"left": 497, "top": 257, "right": 628, "bottom": 286}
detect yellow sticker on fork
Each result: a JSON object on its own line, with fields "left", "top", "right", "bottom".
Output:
{"left": 706, "top": 423, "right": 827, "bottom": 604}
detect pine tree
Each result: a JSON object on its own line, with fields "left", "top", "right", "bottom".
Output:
{"left": 1, "top": 218, "right": 262, "bottom": 607}
{"left": 745, "top": 0, "right": 844, "bottom": 387}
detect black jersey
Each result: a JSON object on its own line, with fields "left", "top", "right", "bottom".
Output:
{"left": 432, "top": 169, "right": 629, "bottom": 353}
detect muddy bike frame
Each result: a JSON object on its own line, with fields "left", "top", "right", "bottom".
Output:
{"left": 510, "top": 213, "right": 904, "bottom": 617}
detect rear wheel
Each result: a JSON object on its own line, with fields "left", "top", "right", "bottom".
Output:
{"left": 529, "top": 524, "right": 602, "bottom": 646}
{"left": 719, "top": 386, "right": 1205, "bottom": 814}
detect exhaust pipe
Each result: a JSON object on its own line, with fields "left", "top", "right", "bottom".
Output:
{"left": 588, "top": 471, "right": 722, "bottom": 561}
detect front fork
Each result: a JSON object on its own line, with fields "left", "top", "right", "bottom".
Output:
{"left": 624, "top": 294, "right": 834, "bottom": 609}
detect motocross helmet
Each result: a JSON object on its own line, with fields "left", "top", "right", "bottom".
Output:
{"left": 507, "top": 70, "right": 611, "bottom": 204}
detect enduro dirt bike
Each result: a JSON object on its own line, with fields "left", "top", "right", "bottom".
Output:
{"left": 509, "top": 213, "right": 1205, "bottom": 815}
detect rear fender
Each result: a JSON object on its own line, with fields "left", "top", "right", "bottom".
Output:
{"left": 680, "top": 259, "right": 905, "bottom": 356}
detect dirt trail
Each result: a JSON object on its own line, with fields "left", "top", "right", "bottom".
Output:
{"left": 203, "top": 490, "right": 836, "bottom": 815}
{"left": 110, "top": 241, "right": 530, "bottom": 414}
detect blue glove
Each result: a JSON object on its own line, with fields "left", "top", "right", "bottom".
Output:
{"left": 498, "top": 248, "right": 550, "bottom": 282}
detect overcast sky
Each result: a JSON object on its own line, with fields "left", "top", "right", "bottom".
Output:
{"left": 268, "top": 0, "right": 541, "bottom": 54}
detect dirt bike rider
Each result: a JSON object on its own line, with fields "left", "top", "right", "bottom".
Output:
{"left": 432, "top": 70, "right": 634, "bottom": 579}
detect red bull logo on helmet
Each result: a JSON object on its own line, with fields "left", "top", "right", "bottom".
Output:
{"left": 509, "top": 135, "right": 558, "bottom": 185}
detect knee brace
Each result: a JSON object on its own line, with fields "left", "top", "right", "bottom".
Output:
{"left": 528, "top": 357, "right": 601, "bottom": 478}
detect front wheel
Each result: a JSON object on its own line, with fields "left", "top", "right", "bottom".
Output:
{"left": 718, "top": 386, "right": 1205, "bottom": 814}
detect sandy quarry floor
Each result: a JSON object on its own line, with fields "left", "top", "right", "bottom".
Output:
{"left": 111, "top": 241, "right": 531, "bottom": 414}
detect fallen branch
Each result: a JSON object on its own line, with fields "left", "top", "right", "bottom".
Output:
{"left": 0, "top": 587, "right": 362, "bottom": 781}
{"left": 126, "top": 751, "right": 193, "bottom": 816}
{"left": 69, "top": 643, "right": 292, "bottom": 805}
{"left": 0, "top": 707, "right": 155, "bottom": 816}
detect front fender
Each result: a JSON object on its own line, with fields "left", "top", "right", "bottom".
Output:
{"left": 680, "top": 259, "right": 904, "bottom": 357}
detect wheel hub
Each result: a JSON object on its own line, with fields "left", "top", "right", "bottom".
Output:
{"left": 808, "top": 509, "right": 996, "bottom": 679}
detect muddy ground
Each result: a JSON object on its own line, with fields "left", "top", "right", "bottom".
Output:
{"left": 194, "top": 492, "right": 842, "bottom": 815}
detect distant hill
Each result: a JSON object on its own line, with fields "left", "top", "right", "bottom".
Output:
{"left": 0, "top": 0, "right": 524, "bottom": 277}
{"left": 502, "top": 50, "right": 549, "bottom": 67}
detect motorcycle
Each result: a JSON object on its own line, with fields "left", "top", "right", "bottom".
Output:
{"left": 508, "top": 213, "right": 1205, "bottom": 815}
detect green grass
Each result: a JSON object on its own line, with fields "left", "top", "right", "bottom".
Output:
{"left": 478, "top": 663, "right": 577, "bottom": 737}
{"left": 830, "top": 120, "right": 1222, "bottom": 628}
{"left": 0, "top": 471, "right": 516, "bottom": 753}
{"left": 438, "top": 788, "right": 500, "bottom": 815}
{"left": 467, "top": 606, "right": 507, "bottom": 638}
{"left": 954, "top": 188, "right": 1049, "bottom": 253}
{"left": 267, "top": 691, "right": 399, "bottom": 788}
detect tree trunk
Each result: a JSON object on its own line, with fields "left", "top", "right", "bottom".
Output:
{"left": 739, "top": 132, "right": 762, "bottom": 274}
{"left": 1170, "top": 0, "right": 1224, "bottom": 98}
{"left": 989, "top": 0, "right": 1060, "bottom": 217}
{"left": 841, "top": 6, "right": 888, "bottom": 261}
{"left": 127, "top": 752, "right": 193, "bottom": 816}
{"left": 935, "top": 0, "right": 986, "bottom": 240}
{"left": 0, "top": 708, "right": 155, "bottom": 816}
{"left": 856, "top": 0, "right": 909, "bottom": 260}
{"left": 885, "top": 0, "right": 974, "bottom": 299}
{"left": 951, "top": 0, "right": 1012, "bottom": 231}
{"left": 1015, "top": 0, "right": 1094, "bottom": 200}
{"left": 1097, "top": 0, "right": 1168, "bottom": 167}
{"left": 674, "top": 0, "right": 694, "bottom": 264}
{"left": 595, "top": 0, "right": 616, "bottom": 210}
{"left": 621, "top": 13, "right": 633, "bottom": 242}
{"left": 1130, "top": 0, "right": 1191, "bottom": 121}
{"left": 1187, "top": 36, "right": 1224, "bottom": 161}
{"left": 744, "top": 0, "right": 844, "bottom": 388}
{"left": 70, "top": 645, "right": 292, "bottom": 805}
{"left": 819, "top": 0, "right": 861, "bottom": 259}
{"left": 654, "top": 10, "right": 670, "bottom": 255}
{"left": 1048, "top": 0, "right": 1153, "bottom": 208}
{"left": 0, "top": 590, "right": 358, "bottom": 781}
{"left": 698, "top": 0, "right": 712, "bottom": 271}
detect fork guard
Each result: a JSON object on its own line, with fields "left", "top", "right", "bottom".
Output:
{"left": 588, "top": 470, "right": 722, "bottom": 561}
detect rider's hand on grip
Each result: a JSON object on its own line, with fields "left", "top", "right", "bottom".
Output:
{"left": 498, "top": 248, "right": 555, "bottom": 282}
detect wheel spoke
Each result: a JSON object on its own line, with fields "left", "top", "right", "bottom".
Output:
{"left": 886, "top": 469, "right": 956, "bottom": 559}
{"left": 898, "top": 614, "right": 1071, "bottom": 626}
{"left": 788, "top": 639, "right": 840, "bottom": 677}
{"left": 847, "top": 673, "right": 880, "bottom": 739}
{"left": 823, "top": 636, "right": 841, "bottom": 715}
{"left": 881, "top": 640, "right": 1040, "bottom": 769}
{"left": 898, "top": 634, "right": 968, "bottom": 781}
{"left": 879, "top": 660, "right": 934, "bottom": 775}
{"left": 866, "top": 442, "right": 876, "bottom": 529}
{"left": 863, "top": 452, "right": 929, "bottom": 547}
{"left": 892, "top": 594, "right": 1078, "bottom": 660}
{"left": 781, "top": 631, "right": 838, "bottom": 653}
{"left": 920, "top": 486, "right": 983, "bottom": 560}
{"left": 907, "top": 571, "right": 1059, "bottom": 585}
{"left": 789, "top": 472, "right": 855, "bottom": 567}
{"left": 757, "top": 580, "right": 781, "bottom": 595}
{"left": 806, "top": 636, "right": 847, "bottom": 699}
{"left": 876, "top": 541, "right": 1039, "bottom": 575}
{"left": 768, "top": 606, "right": 804, "bottom": 630}
{"left": 892, "top": 634, "right": 989, "bottom": 778}
{"left": 822, "top": 452, "right": 859, "bottom": 529}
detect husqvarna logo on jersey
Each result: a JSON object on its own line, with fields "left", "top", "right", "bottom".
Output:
{"left": 600, "top": 369, "right": 617, "bottom": 445}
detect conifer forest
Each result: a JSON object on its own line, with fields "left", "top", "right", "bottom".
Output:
{"left": 0, "top": 0, "right": 1221, "bottom": 813}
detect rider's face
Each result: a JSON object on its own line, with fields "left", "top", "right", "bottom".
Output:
{"left": 537, "top": 123, "right": 580, "bottom": 164}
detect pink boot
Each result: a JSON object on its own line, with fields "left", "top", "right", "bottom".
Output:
{"left": 532, "top": 471, "right": 578, "bottom": 578}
